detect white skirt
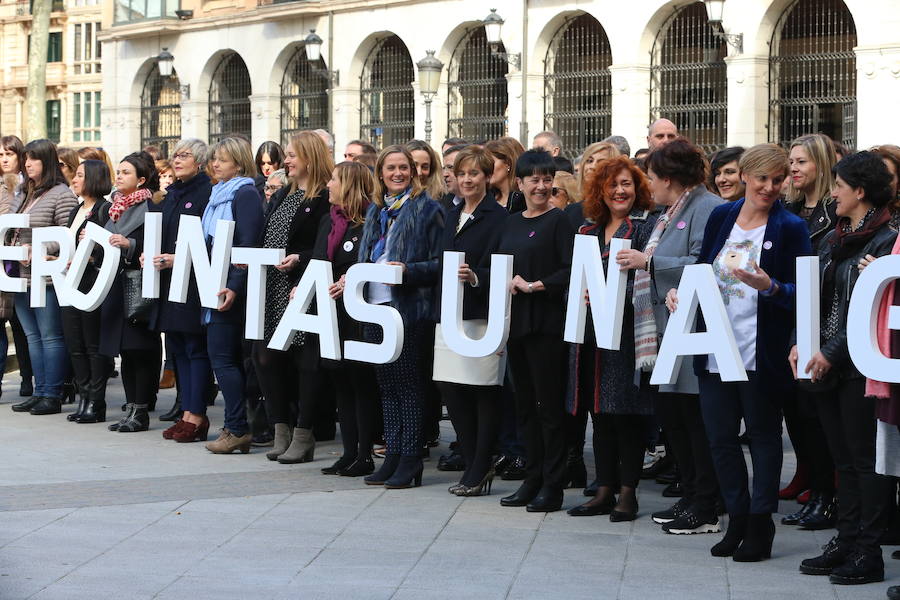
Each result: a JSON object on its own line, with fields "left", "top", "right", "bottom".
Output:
{"left": 433, "top": 321, "right": 506, "bottom": 387}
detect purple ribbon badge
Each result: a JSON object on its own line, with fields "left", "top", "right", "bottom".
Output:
{"left": 763, "top": 240, "right": 773, "bottom": 250}
{"left": 528, "top": 231, "right": 535, "bottom": 238}
{"left": 676, "top": 220, "right": 686, "bottom": 230}
{"left": 185, "top": 202, "right": 192, "bottom": 209}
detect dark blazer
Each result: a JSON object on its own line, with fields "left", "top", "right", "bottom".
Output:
{"left": 261, "top": 186, "right": 330, "bottom": 284}
{"left": 67, "top": 199, "right": 111, "bottom": 294}
{"left": 692, "top": 199, "right": 813, "bottom": 396}
{"left": 207, "top": 183, "right": 265, "bottom": 326}
{"left": 438, "top": 196, "right": 508, "bottom": 321}
{"left": 310, "top": 214, "right": 366, "bottom": 343}
{"left": 148, "top": 172, "right": 212, "bottom": 334}
{"left": 784, "top": 197, "right": 838, "bottom": 249}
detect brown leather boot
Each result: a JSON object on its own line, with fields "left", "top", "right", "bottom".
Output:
{"left": 159, "top": 369, "right": 175, "bottom": 389}
{"left": 206, "top": 430, "right": 252, "bottom": 454}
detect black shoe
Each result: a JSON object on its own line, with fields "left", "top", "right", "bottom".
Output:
{"left": 662, "top": 509, "right": 721, "bottom": 535}
{"left": 500, "top": 456, "right": 526, "bottom": 481}
{"left": 321, "top": 456, "right": 356, "bottom": 475}
{"left": 384, "top": 456, "right": 424, "bottom": 489}
{"left": 117, "top": 405, "right": 149, "bottom": 432}
{"left": 797, "top": 494, "right": 836, "bottom": 530}
{"left": 365, "top": 455, "right": 400, "bottom": 485}
{"left": 656, "top": 467, "right": 679, "bottom": 485}
{"left": 652, "top": 497, "right": 691, "bottom": 524}
{"left": 781, "top": 498, "right": 815, "bottom": 525}
{"left": 501, "top": 482, "right": 541, "bottom": 507}
{"left": 641, "top": 453, "right": 673, "bottom": 479}
{"left": 526, "top": 488, "right": 563, "bottom": 513}
{"left": 426, "top": 436, "right": 440, "bottom": 448}
{"left": 799, "top": 536, "right": 852, "bottom": 575}
{"left": 11, "top": 395, "right": 42, "bottom": 412}
{"left": 67, "top": 394, "right": 89, "bottom": 421}
{"left": 583, "top": 479, "right": 599, "bottom": 497}
{"left": 437, "top": 451, "right": 466, "bottom": 472}
{"left": 76, "top": 399, "right": 106, "bottom": 424}
{"left": 662, "top": 482, "right": 683, "bottom": 497}
{"left": 29, "top": 396, "right": 61, "bottom": 415}
{"left": 564, "top": 457, "right": 587, "bottom": 489}
{"left": 893, "top": 549, "right": 900, "bottom": 560}
{"left": 158, "top": 397, "right": 183, "bottom": 422}
{"left": 732, "top": 513, "right": 774, "bottom": 562}
{"left": 568, "top": 493, "right": 616, "bottom": 517}
{"left": 19, "top": 378, "right": 33, "bottom": 397}
{"left": 711, "top": 514, "right": 747, "bottom": 557}
{"left": 492, "top": 454, "right": 511, "bottom": 477}
{"left": 829, "top": 552, "right": 884, "bottom": 585}
{"left": 888, "top": 585, "right": 900, "bottom": 600}
{"left": 339, "top": 457, "right": 375, "bottom": 477}
{"left": 62, "top": 383, "right": 77, "bottom": 405}
{"left": 251, "top": 432, "right": 274, "bottom": 447}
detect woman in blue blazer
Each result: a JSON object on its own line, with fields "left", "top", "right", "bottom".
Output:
{"left": 668, "top": 144, "right": 812, "bottom": 562}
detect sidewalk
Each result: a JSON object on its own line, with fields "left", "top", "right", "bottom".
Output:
{"left": 0, "top": 374, "right": 896, "bottom": 600}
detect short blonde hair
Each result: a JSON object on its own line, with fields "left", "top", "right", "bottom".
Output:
{"left": 578, "top": 141, "right": 621, "bottom": 191}
{"left": 739, "top": 144, "right": 789, "bottom": 179}
{"left": 553, "top": 171, "right": 581, "bottom": 205}
{"left": 211, "top": 137, "right": 257, "bottom": 178}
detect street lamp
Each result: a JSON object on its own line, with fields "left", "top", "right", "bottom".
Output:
{"left": 416, "top": 50, "right": 443, "bottom": 144}
{"left": 482, "top": 9, "right": 521, "bottom": 70}
{"left": 703, "top": 0, "right": 743, "bottom": 54}
{"left": 156, "top": 47, "right": 174, "bottom": 78}
{"left": 304, "top": 29, "right": 339, "bottom": 85}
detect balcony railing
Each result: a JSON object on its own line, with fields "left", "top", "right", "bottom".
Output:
{"left": 16, "top": 0, "right": 66, "bottom": 15}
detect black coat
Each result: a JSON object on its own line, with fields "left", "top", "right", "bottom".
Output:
{"left": 67, "top": 199, "right": 111, "bottom": 294}
{"left": 148, "top": 172, "right": 212, "bottom": 334}
{"left": 785, "top": 198, "right": 838, "bottom": 249}
{"left": 261, "top": 186, "right": 330, "bottom": 284}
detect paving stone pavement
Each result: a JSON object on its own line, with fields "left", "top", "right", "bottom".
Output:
{"left": 1, "top": 372, "right": 898, "bottom": 599}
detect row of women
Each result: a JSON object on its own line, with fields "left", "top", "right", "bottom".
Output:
{"left": 3, "top": 130, "right": 900, "bottom": 590}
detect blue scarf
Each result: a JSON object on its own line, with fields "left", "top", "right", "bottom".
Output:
{"left": 202, "top": 176, "right": 254, "bottom": 240}
{"left": 369, "top": 188, "right": 411, "bottom": 262}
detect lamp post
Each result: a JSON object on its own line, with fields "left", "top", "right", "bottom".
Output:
{"left": 416, "top": 50, "right": 443, "bottom": 144}
{"left": 703, "top": 0, "right": 743, "bottom": 54}
{"left": 482, "top": 9, "right": 521, "bottom": 69}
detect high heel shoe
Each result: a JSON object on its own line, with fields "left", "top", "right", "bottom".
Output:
{"left": 365, "top": 454, "right": 400, "bottom": 485}
{"left": 711, "top": 514, "right": 747, "bottom": 557}
{"left": 384, "top": 456, "right": 424, "bottom": 489}
{"left": 172, "top": 416, "right": 210, "bottom": 442}
{"left": 278, "top": 428, "right": 315, "bottom": 464}
{"left": 779, "top": 463, "right": 809, "bottom": 500}
{"left": 448, "top": 483, "right": 465, "bottom": 495}
{"left": 68, "top": 393, "right": 88, "bottom": 422}
{"left": 339, "top": 457, "right": 375, "bottom": 477}
{"left": 455, "top": 469, "right": 495, "bottom": 497}
{"left": 732, "top": 513, "right": 774, "bottom": 562}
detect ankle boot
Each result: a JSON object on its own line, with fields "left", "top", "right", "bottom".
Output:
{"left": 339, "top": 457, "right": 375, "bottom": 477}
{"left": 266, "top": 423, "right": 293, "bottom": 461}
{"left": 206, "top": 429, "right": 252, "bottom": 454}
{"left": 322, "top": 455, "right": 356, "bottom": 475}
{"left": 11, "top": 395, "right": 42, "bottom": 412}
{"left": 384, "top": 455, "right": 424, "bottom": 489}
{"left": 779, "top": 462, "right": 809, "bottom": 500}
{"left": 732, "top": 513, "right": 774, "bottom": 562}
{"left": 172, "top": 416, "right": 210, "bottom": 443}
{"left": 67, "top": 392, "right": 89, "bottom": 422}
{"left": 76, "top": 397, "right": 106, "bottom": 424}
{"left": 565, "top": 455, "right": 587, "bottom": 489}
{"left": 277, "top": 428, "right": 315, "bottom": 464}
{"left": 109, "top": 403, "right": 133, "bottom": 431}
{"left": 117, "top": 404, "right": 150, "bottom": 433}
{"left": 711, "top": 514, "right": 748, "bottom": 557}
{"left": 798, "top": 493, "right": 837, "bottom": 530}
{"left": 365, "top": 454, "right": 401, "bottom": 485}
{"left": 158, "top": 396, "right": 183, "bottom": 422}
{"left": 30, "top": 396, "right": 62, "bottom": 415}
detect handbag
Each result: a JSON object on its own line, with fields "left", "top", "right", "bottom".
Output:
{"left": 122, "top": 268, "right": 155, "bottom": 326}
{"left": 433, "top": 321, "right": 506, "bottom": 386}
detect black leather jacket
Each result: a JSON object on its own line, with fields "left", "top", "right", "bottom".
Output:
{"left": 785, "top": 198, "right": 837, "bottom": 248}
{"left": 817, "top": 223, "right": 896, "bottom": 377}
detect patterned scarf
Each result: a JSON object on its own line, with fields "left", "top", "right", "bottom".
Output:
{"left": 108, "top": 188, "right": 151, "bottom": 222}
{"left": 369, "top": 188, "right": 411, "bottom": 262}
{"left": 632, "top": 185, "right": 697, "bottom": 370}
{"left": 202, "top": 176, "right": 254, "bottom": 240}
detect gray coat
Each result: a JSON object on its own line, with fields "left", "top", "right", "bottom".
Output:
{"left": 650, "top": 186, "right": 723, "bottom": 394}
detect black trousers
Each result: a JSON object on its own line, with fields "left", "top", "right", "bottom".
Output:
{"left": 418, "top": 324, "right": 442, "bottom": 444}
{"left": 10, "top": 312, "right": 32, "bottom": 380}
{"left": 60, "top": 306, "right": 107, "bottom": 404}
{"left": 816, "top": 377, "right": 893, "bottom": 556}
{"left": 595, "top": 413, "right": 647, "bottom": 489}
{"left": 330, "top": 362, "right": 378, "bottom": 460}
{"left": 783, "top": 389, "right": 835, "bottom": 493}
{"left": 440, "top": 382, "right": 501, "bottom": 486}
{"left": 655, "top": 391, "right": 720, "bottom": 515}
{"left": 507, "top": 333, "right": 567, "bottom": 492}
{"left": 121, "top": 345, "right": 162, "bottom": 408}
{"left": 253, "top": 342, "right": 313, "bottom": 428}
{"left": 699, "top": 373, "right": 782, "bottom": 515}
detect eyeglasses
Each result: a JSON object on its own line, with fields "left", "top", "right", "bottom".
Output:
{"left": 172, "top": 152, "right": 193, "bottom": 161}
{"left": 264, "top": 184, "right": 282, "bottom": 192}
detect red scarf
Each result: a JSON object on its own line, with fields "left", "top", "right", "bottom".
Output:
{"left": 108, "top": 188, "right": 151, "bottom": 222}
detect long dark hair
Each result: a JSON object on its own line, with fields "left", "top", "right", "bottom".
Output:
{"left": 79, "top": 159, "right": 112, "bottom": 201}
{"left": 255, "top": 140, "right": 284, "bottom": 175}
{"left": 23, "top": 139, "right": 68, "bottom": 198}
{"left": 120, "top": 151, "right": 160, "bottom": 193}
{"left": 0, "top": 135, "right": 25, "bottom": 176}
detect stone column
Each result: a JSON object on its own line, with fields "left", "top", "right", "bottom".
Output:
{"left": 609, "top": 64, "right": 652, "bottom": 154}
{"left": 250, "top": 93, "right": 281, "bottom": 146}
{"left": 855, "top": 44, "right": 900, "bottom": 148}
{"left": 725, "top": 54, "right": 769, "bottom": 147}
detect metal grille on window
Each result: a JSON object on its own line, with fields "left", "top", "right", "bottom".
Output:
{"left": 280, "top": 47, "right": 328, "bottom": 144}
{"left": 447, "top": 28, "right": 508, "bottom": 142}
{"left": 209, "top": 53, "right": 252, "bottom": 144}
{"left": 360, "top": 36, "right": 415, "bottom": 149}
{"left": 141, "top": 64, "right": 181, "bottom": 158}
{"left": 769, "top": 0, "right": 857, "bottom": 150}
{"left": 544, "top": 14, "right": 612, "bottom": 159}
{"left": 650, "top": 3, "right": 727, "bottom": 154}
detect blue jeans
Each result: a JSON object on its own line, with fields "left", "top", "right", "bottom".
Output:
{"left": 207, "top": 322, "right": 247, "bottom": 436}
{"left": 14, "top": 288, "right": 66, "bottom": 398}
{"left": 167, "top": 331, "right": 211, "bottom": 415}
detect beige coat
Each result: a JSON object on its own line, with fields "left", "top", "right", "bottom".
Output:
{"left": 9, "top": 182, "right": 78, "bottom": 281}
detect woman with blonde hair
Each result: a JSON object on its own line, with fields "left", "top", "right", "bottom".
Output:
{"left": 485, "top": 137, "right": 526, "bottom": 212}
{"left": 77, "top": 147, "right": 116, "bottom": 186}
{"left": 312, "top": 161, "right": 378, "bottom": 476}
{"left": 254, "top": 130, "right": 333, "bottom": 463}
{"left": 577, "top": 142, "right": 621, "bottom": 191}
{"left": 406, "top": 139, "right": 446, "bottom": 201}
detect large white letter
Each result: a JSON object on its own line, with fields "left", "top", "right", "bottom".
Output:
{"left": 650, "top": 264, "right": 747, "bottom": 385}
{"left": 342, "top": 263, "right": 404, "bottom": 364}
{"left": 439, "top": 251, "right": 512, "bottom": 357}
{"left": 231, "top": 247, "right": 285, "bottom": 340}
{"left": 30, "top": 227, "right": 73, "bottom": 307}
{"left": 267, "top": 259, "right": 341, "bottom": 360}
{"left": 62, "top": 222, "right": 120, "bottom": 311}
{"left": 563, "top": 235, "right": 630, "bottom": 349}
{"left": 168, "top": 215, "right": 234, "bottom": 309}
{"left": 142, "top": 212, "right": 162, "bottom": 299}
{"left": 848, "top": 254, "right": 900, "bottom": 383}
{"left": 0, "top": 214, "right": 29, "bottom": 293}
{"left": 795, "top": 256, "right": 820, "bottom": 379}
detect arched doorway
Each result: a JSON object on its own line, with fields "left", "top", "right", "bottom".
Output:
{"left": 280, "top": 47, "right": 329, "bottom": 144}
{"left": 208, "top": 52, "right": 252, "bottom": 144}
{"left": 140, "top": 64, "right": 181, "bottom": 158}
{"left": 447, "top": 27, "right": 508, "bottom": 142}
{"left": 359, "top": 35, "right": 415, "bottom": 149}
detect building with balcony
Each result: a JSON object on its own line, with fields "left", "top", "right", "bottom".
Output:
{"left": 0, "top": 0, "right": 103, "bottom": 146}
{"left": 99, "top": 0, "right": 899, "bottom": 162}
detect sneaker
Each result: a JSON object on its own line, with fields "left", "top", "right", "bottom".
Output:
{"left": 652, "top": 497, "right": 691, "bottom": 524}
{"left": 799, "top": 536, "right": 852, "bottom": 575}
{"left": 643, "top": 449, "right": 662, "bottom": 470}
{"left": 662, "top": 510, "right": 721, "bottom": 535}
{"left": 829, "top": 552, "right": 884, "bottom": 585}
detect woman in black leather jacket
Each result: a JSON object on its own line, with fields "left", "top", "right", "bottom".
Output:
{"left": 791, "top": 152, "right": 897, "bottom": 586}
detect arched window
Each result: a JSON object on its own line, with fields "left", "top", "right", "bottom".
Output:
{"left": 281, "top": 47, "right": 329, "bottom": 144}
{"left": 447, "top": 28, "right": 508, "bottom": 142}
{"left": 650, "top": 3, "right": 727, "bottom": 153}
{"left": 360, "top": 35, "right": 414, "bottom": 149}
{"left": 769, "top": 0, "right": 857, "bottom": 149}
{"left": 544, "top": 14, "right": 612, "bottom": 159}
{"left": 140, "top": 64, "right": 181, "bottom": 158}
{"left": 208, "top": 52, "right": 252, "bottom": 144}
